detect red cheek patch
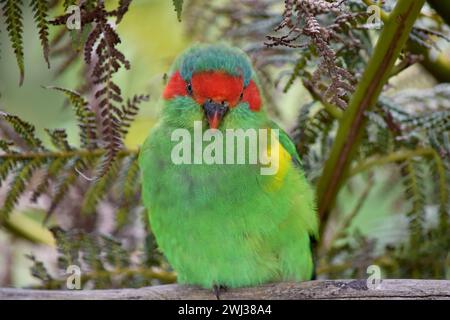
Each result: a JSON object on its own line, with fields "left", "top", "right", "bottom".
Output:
{"left": 242, "top": 80, "right": 261, "bottom": 111}
{"left": 191, "top": 71, "right": 244, "bottom": 107}
{"left": 163, "top": 71, "right": 188, "bottom": 100}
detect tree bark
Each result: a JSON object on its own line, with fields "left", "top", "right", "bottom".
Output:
{"left": 1, "top": 280, "right": 450, "bottom": 300}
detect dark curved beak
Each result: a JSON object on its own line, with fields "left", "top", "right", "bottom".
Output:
{"left": 203, "top": 100, "right": 228, "bottom": 129}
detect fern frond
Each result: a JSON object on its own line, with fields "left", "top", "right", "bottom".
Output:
{"left": 294, "top": 106, "right": 334, "bottom": 157}
{"left": 27, "top": 254, "right": 53, "bottom": 284}
{"left": 31, "top": 157, "right": 67, "bottom": 203}
{"left": 81, "top": 234, "right": 105, "bottom": 271}
{"left": 0, "top": 113, "right": 43, "bottom": 150}
{"left": 283, "top": 56, "right": 307, "bottom": 93}
{"left": 400, "top": 111, "right": 450, "bottom": 133}
{"left": 0, "top": 158, "right": 45, "bottom": 219}
{"left": 0, "top": 0, "right": 24, "bottom": 85}
{"left": 30, "top": 0, "right": 50, "bottom": 68}
{"left": 172, "top": 0, "right": 184, "bottom": 22}
{"left": 51, "top": 227, "right": 81, "bottom": 269}
{"left": 45, "top": 86, "right": 97, "bottom": 148}
{"left": 81, "top": 158, "right": 121, "bottom": 215}
{"left": 47, "top": 157, "right": 85, "bottom": 216}
{"left": 426, "top": 149, "right": 450, "bottom": 231}
{"left": 63, "top": 0, "right": 76, "bottom": 10}
{"left": 359, "top": 110, "right": 395, "bottom": 159}
{"left": 102, "top": 235, "right": 130, "bottom": 269}
{"left": 1, "top": 111, "right": 140, "bottom": 221}
{"left": 116, "top": 0, "right": 132, "bottom": 23}
{"left": 115, "top": 154, "right": 140, "bottom": 228}
{"left": 0, "top": 140, "right": 13, "bottom": 153}
{"left": 29, "top": 228, "right": 175, "bottom": 289}
{"left": 81, "top": 2, "right": 131, "bottom": 178}
{"left": 401, "top": 158, "right": 426, "bottom": 246}
{"left": 119, "top": 94, "right": 149, "bottom": 138}
{"left": 0, "top": 158, "right": 17, "bottom": 188}
{"left": 45, "top": 129, "right": 72, "bottom": 151}
{"left": 120, "top": 155, "right": 140, "bottom": 201}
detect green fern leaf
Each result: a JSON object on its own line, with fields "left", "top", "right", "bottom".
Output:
{"left": 30, "top": 0, "right": 50, "bottom": 68}
{"left": 51, "top": 227, "right": 81, "bottom": 269}
{"left": 81, "top": 235, "right": 108, "bottom": 288}
{"left": 426, "top": 152, "right": 450, "bottom": 231}
{"left": 1, "top": 112, "right": 43, "bottom": 149}
{"left": 401, "top": 159, "right": 426, "bottom": 245}
{"left": 0, "top": 140, "right": 13, "bottom": 152}
{"left": 115, "top": 155, "right": 140, "bottom": 228}
{"left": 47, "top": 157, "right": 85, "bottom": 217}
{"left": 0, "top": 158, "right": 18, "bottom": 188}
{"left": 45, "top": 128, "right": 72, "bottom": 151}
{"left": 0, "top": 158, "right": 45, "bottom": 219}
{"left": 172, "top": 0, "right": 183, "bottom": 22}
{"left": 283, "top": 56, "right": 307, "bottom": 93}
{"left": 31, "top": 157, "right": 68, "bottom": 203}
{"left": 45, "top": 86, "right": 97, "bottom": 148}
{"left": 81, "top": 158, "right": 121, "bottom": 215}
{"left": 102, "top": 235, "right": 130, "bottom": 269}
{"left": 63, "top": 0, "right": 76, "bottom": 10}
{"left": 27, "top": 254, "right": 53, "bottom": 284}
{"left": 0, "top": 0, "right": 24, "bottom": 85}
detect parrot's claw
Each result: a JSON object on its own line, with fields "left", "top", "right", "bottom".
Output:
{"left": 212, "top": 284, "right": 227, "bottom": 300}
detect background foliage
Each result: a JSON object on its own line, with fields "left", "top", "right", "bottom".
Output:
{"left": 0, "top": 0, "right": 449, "bottom": 288}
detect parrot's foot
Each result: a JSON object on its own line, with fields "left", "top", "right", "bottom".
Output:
{"left": 212, "top": 284, "right": 228, "bottom": 300}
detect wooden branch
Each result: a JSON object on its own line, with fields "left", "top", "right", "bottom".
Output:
{"left": 1, "top": 280, "right": 450, "bottom": 300}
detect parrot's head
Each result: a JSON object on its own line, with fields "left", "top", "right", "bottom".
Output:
{"left": 161, "top": 43, "right": 264, "bottom": 130}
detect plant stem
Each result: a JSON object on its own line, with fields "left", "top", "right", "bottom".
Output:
{"left": 316, "top": 0, "right": 426, "bottom": 233}
{"left": 347, "top": 148, "right": 436, "bottom": 177}
{"left": 0, "top": 148, "right": 138, "bottom": 161}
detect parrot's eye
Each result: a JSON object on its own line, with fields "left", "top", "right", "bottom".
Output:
{"left": 221, "top": 101, "right": 229, "bottom": 108}
{"left": 186, "top": 82, "right": 193, "bottom": 96}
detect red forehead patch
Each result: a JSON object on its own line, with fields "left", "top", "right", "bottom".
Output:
{"left": 192, "top": 71, "right": 244, "bottom": 107}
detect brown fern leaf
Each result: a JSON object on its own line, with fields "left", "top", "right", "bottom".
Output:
{"left": 266, "top": 0, "right": 358, "bottom": 108}
{"left": 82, "top": 3, "right": 131, "bottom": 178}
{"left": 115, "top": 0, "right": 132, "bottom": 23}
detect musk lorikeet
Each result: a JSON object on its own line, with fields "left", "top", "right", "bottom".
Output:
{"left": 139, "top": 43, "right": 318, "bottom": 290}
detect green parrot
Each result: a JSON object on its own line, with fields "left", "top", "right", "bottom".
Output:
{"left": 139, "top": 43, "right": 318, "bottom": 291}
